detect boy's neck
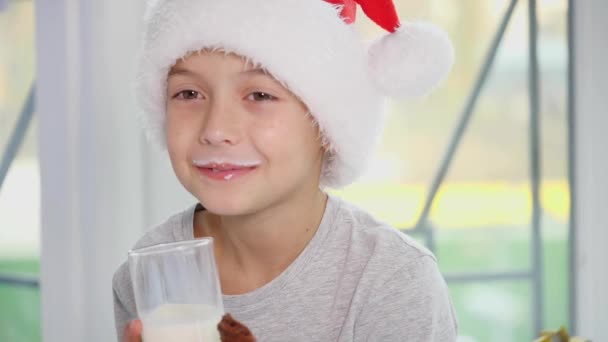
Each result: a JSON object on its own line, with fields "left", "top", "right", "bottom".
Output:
{"left": 194, "top": 188, "right": 328, "bottom": 295}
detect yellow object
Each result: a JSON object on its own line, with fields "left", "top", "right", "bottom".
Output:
{"left": 534, "top": 326, "right": 590, "bottom": 342}
{"left": 331, "top": 180, "right": 570, "bottom": 229}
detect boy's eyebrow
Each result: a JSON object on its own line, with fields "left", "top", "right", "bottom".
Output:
{"left": 168, "top": 66, "right": 197, "bottom": 77}
{"left": 241, "top": 68, "right": 269, "bottom": 76}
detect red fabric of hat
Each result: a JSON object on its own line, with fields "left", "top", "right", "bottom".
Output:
{"left": 355, "top": 0, "right": 401, "bottom": 32}
{"left": 325, "top": 0, "right": 400, "bottom": 32}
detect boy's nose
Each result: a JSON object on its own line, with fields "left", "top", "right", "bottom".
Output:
{"left": 199, "top": 100, "right": 241, "bottom": 146}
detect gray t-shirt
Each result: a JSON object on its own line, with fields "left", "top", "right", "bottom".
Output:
{"left": 113, "top": 194, "right": 458, "bottom": 341}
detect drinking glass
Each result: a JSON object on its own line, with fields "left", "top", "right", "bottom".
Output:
{"left": 129, "top": 238, "right": 224, "bottom": 342}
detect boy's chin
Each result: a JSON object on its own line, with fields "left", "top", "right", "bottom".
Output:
{"left": 198, "top": 194, "right": 260, "bottom": 217}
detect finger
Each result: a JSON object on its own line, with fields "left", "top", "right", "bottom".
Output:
{"left": 124, "top": 320, "right": 143, "bottom": 342}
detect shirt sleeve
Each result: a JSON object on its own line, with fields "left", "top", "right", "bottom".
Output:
{"left": 112, "top": 262, "right": 137, "bottom": 342}
{"left": 354, "top": 255, "right": 458, "bottom": 342}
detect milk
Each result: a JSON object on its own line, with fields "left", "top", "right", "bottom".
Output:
{"left": 142, "top": 303, "right": 223, "bottom": 342}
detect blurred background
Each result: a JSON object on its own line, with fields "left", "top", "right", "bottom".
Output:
{"left": 1, "top": 0, "right": 606, "bottom": 341}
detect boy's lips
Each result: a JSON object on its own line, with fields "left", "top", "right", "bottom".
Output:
{"left": 195, "top": 163, "right": 258, "bottom": 181}
{"left": 198, "top": 162, "right": 255, "bottom": 171}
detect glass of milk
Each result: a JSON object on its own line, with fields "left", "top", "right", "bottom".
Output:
{"left": 129, "top": 238, "right": 224, "bottom": 342}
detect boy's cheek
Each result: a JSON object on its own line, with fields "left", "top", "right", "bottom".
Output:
{"left": 166, "top": 120, "right": 196, "bottom": 152}
{"left": 166, "top": 107, "right": 202, "bottom": 129}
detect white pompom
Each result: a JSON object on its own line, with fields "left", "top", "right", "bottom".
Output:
{"left": 367, "top": 22, "right": 455, "bottom": 99}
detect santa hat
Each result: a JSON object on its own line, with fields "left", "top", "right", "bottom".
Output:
{"left": 136, "top": 0, "right": 454, "bottom": 188}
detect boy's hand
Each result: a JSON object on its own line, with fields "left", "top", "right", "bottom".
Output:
{"left": 123, "top": 320, "right": 143, "bottom": 342}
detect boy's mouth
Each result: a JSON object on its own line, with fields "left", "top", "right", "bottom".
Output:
{"left": 194, "top": 162, "right": 259, "bottom": 181}
{"left": 200, "top": 163, "right": 255, "bottom": 171}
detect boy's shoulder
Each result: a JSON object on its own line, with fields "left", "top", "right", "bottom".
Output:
{"left": 330, "top": 195, "right": 436, "bottom": 265}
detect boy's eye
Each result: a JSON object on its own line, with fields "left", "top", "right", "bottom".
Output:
{"left": 173, "top": 90, "right": 202, "bottom": 100}
{"left": 247, "top": 92, "right": 277, "bottom": 102}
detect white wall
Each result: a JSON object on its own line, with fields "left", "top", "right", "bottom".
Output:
{"left": 36, "top": 0, "right": 193, "bottom": 341}
{"left": 573, "top": 0, "right": 608, "bottom": 340}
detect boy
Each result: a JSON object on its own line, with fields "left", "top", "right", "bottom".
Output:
{"left": 114, "top": 0, "right": 457, "bottom": 341}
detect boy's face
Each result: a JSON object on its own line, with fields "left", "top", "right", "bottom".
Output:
{"left": 165, "top": 51, "right": 325, "bottom": 216}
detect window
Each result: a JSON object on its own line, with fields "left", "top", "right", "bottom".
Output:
{"left": 0, "top": 0, "right": 39, "bottom": 341}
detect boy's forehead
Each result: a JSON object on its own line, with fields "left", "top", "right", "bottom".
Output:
{"left": 170, "top": 50, "right": 270, "bottom": 76}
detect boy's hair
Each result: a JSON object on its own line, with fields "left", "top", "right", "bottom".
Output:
{"left": 136, "top": 0, "right": 453, "bottom": 188}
